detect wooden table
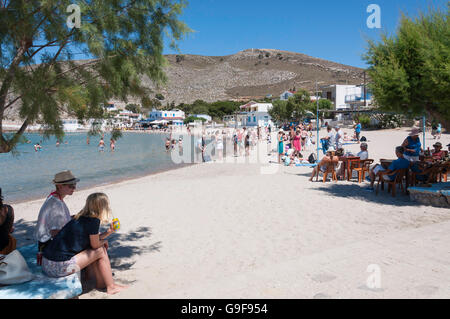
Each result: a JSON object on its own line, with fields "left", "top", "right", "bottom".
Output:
{"left": 339, "top": 156, "right": 361, "bottom": 181}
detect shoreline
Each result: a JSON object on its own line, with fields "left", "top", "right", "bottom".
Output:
{"left": 8, "top": 161, "right": 197, "bottom": 206}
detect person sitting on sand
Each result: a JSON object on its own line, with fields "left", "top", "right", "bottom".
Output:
{"left": 35, "top": 171, "right": 79, "bottom": 254}
{"left": 41, "top": 193, "right": 127, "bottom": 295}
{"left": 366, "top": 146, "right": 410, "bottom": 190}
{"left": 0, "top": 188, "right": 16, "bottom": 255}
{"left": 309, "top": 147, "right": 339, "bottom": 181}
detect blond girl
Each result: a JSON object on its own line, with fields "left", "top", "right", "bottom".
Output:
{"left": 42, "top": 193, "right": 127, "bottom": 295}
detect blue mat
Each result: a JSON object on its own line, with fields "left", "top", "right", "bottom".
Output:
{"left": 0, "top": 244, "right": 82, "bottom": 299}
{"left": 295, "top": 163, "right": 317, "bottom": 167}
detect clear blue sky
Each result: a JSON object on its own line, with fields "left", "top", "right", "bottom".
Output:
{"left": 165, "top": 0, "right": 447, "bottom": 68}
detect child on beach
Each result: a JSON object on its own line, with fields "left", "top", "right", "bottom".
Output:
{"left": 41, "top": 193, "right": 127, "bottom": 295}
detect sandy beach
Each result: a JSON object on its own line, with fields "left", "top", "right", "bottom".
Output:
{"left": 10, "top": 127, "right": 450, "bottom": 299}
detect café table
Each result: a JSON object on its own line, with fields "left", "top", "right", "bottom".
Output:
{"left": 338, "top": 156, "right": 361, "bottom": 181}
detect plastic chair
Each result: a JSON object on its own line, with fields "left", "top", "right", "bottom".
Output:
{"left": 345, "top": 156, "right": 361, "bottom": 181}
{"left": 354, "top": 159, "right": 374, "bottom": 183}
{"left": 316, "top": 161, "right": 338, "bottom": 182}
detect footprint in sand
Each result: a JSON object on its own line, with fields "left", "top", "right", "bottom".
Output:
{"left": 311, "top": 274, "right": 337, "bottom": 283}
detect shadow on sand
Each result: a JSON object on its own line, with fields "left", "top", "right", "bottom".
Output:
{"left": 13, "top": 220, "right": 161, "bottom": 271}
{"left": 312, "top": 182, "right": 420, "bottom": 207}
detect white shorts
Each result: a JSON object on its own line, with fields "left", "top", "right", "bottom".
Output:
{"left": 373, "top": 166, "right": 393, "bottom": 181}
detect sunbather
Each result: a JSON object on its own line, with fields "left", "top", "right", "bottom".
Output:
{"left": 0, "top": 187, "right": 16, "bottom": 255}
{"left": 41, "top": 193, "right": 127, "bottom": 295}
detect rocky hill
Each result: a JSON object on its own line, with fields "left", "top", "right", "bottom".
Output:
{"left": 144, "top": 48, "right": 365, "bottom": 105}
{"left": 3, "top": 49, "right": 366, "bottom": 121}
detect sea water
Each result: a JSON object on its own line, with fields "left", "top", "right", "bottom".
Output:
{"left": 0, "top": 132, "right": 196, "bottom": 203}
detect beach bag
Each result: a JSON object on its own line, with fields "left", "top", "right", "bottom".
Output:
{"left": 0, "top": 250, "right": 34, "bottom": 285}
{"left": 308, "top": 153, "right": 317, "bottom": 164}
{"left": 360, "top": 136, "right": 367, "bottom": 142}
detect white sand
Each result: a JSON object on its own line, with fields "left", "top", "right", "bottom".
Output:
{"left": 11, "top": 127, "right": 450, "bottom": 299}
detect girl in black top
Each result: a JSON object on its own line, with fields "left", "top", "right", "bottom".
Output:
{"left": 42, "top": 193, "right": 127, "bottom": 295}
{"left": 0, "top": 187, "right": 16, "bottom": 255}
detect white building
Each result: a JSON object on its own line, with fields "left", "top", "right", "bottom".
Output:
{"left": 239, "top": 101, "right": 274, "bottom": 128}
{"left": 148, "top": 109, "right": 185, "bottom": 126}
{"left": 321, "top": 84, "right": 372, "bottom": 110}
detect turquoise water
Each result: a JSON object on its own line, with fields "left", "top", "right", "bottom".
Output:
{"left": 0, "top": 132, "right": 194, "bottom": 203}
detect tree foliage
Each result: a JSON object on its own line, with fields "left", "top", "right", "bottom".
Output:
{"left": 363, "top": 5, "right": 450, "bottom": 128}
{"left": 0, "top": 0, "right": 190, "bottom": 152}
{"left": 177, "top": 100, "right": 240, "bottom": 120}
{"left": 268, "top": 89, "right": 316, "bottom": 123}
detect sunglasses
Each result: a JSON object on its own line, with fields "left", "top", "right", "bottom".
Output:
{"left": 65, "top": 184, "right": 77, "bottom": 189}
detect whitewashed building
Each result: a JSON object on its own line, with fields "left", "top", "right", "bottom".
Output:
{"left": 239, "top": 101, "right": 273, "bottom": 128}
{"left": 321, "top": 84, "right": 372, "bottom": 110}
{"left": 148, "top": 109, "right": 185, "bottom": 126}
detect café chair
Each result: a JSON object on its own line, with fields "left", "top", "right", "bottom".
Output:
{"left": 354, "top": 159, "right": 374, "bottom": 183}
{"left": 376, "top": 168, "right": 408, "bottom": 197}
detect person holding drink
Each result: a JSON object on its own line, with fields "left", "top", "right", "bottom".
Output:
{"left": 41, "top": 193, "right": 127, "bottom": 295}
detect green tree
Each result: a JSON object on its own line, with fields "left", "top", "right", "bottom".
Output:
{"left": 0, "top": 0, "right": 190, "bottom": 153}
{"left": 363, "top": 5, "right": 450, "bottom": 129}
{"left": 125, "top": 104, "right": 141, "bottom": 114}
{"left": 268, "top": 100, "right": 287, "bottom": 124}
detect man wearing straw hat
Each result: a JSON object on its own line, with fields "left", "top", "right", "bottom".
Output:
{"left": 35, "top": 170, "right": 79, "bottom": 254}
{"left": 402, "top": 128, "right": 423, "bottom": 162}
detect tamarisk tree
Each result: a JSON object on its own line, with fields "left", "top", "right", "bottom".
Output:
{"left": 363, "top": 5, "right": 449, "bottom": 129}
{"left": 0, "top": 0, "right": 190, "bottom": 153}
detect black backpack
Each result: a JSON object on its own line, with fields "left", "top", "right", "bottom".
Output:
{"left": 308, "top": 153, "right": 317, "bottom": 164}
{"left": 360, "top": 136, "right": 367, "bottom": 142}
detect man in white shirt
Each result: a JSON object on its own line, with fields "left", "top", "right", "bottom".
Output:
{"left": 35, "top": 170, "right": 79, "bottom": 252}
{"left": 357, "top": 143, "right": 369, "bottom": 160}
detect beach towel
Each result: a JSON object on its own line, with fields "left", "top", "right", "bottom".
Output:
{"left": 0, "top": 244, "right": 82, "bottom": 299}
{"left": 295, "top": 163, "right": 317, "bottom": 167}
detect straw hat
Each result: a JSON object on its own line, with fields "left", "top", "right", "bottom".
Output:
{"left": 53, "top": 170, "right": 79, "bottom": 185}
{"left": 409, "top": 128, "right": 421, "bottom": 136}
{"left": 433, "top": 142, "right": 442, "bottom": 148}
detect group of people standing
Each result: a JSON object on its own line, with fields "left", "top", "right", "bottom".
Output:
{"left": 1, "top": 171, "right": 126, "bottom": 295}
{"left": 277, "top": 124, "right": 313, "bottom": 164}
